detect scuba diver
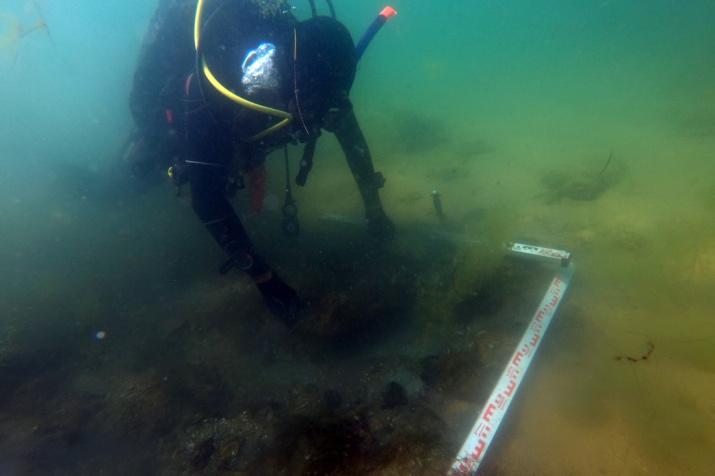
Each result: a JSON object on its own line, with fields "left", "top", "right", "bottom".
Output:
{"left": 128, "top": 0, "right": 396, "bottom": 327}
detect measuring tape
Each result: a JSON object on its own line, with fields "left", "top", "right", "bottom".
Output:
{"left": 508, "top": 242, "right": 572, "bottom": 267}
{"left": 449, "top": 246, "right": 575, "bottom": 475}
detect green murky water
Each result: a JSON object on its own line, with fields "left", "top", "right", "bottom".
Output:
{"left": 1, "top": 1, "right": 714, "bottom": 474}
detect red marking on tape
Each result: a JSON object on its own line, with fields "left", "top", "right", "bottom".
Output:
{"left": 449, "top": 263, "right": 575, "bottom": 474}
{"left": 504, "top": 378, "right": 517, "bottom": 397}
{"left": 483, "top": 403, "right": 497, "bottom": 423}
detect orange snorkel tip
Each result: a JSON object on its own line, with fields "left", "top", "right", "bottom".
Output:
{"left": 379, "top": 6, "right": 398, "bottom": 20}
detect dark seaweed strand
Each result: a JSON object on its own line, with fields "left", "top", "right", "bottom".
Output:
{"left": 614, "top": 340, "right": 655, "bottom": 363}
{"left": 598, "top": 147, "right": 614, "bottom": 177}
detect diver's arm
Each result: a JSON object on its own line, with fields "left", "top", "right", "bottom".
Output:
{"left": 185, "top": 131, "right": 300, "bottom": 324}
{"left": 189, "top": 163, "right": 299, "bottom": 325}
{"left": 189, "top": 161, "right": 270, "bottom": 279}
{"left": 331, "top": 107, "right": 395, "bottom": 236}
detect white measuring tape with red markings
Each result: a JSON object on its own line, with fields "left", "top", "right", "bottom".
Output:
{"left": 449, "top": 243, "right": 575, "bottom": 475}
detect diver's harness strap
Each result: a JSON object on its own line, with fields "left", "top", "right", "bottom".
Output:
{"left": 307, "top": 0, "right": 336, "bottom": 19}
{"left": 281, "top": 145, "right": 300, "bottom": 236}
{"left": 295, "top": 137, "right": 317, "bottom": 186}
{"left": 279, "top": 135, "right": 319, "bottom": 236}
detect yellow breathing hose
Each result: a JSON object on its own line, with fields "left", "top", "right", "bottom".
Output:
{"left": 193, "top": 0, "right": 293, "bottom": 141}
{"left": 194, "top": 0, "right": 204, "bottom": 49}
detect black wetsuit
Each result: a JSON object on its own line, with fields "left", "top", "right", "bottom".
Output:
{"left": 131, "top": 0, "right": 393, "bottom": 323}
{"left": 183, "top": 84, "right": 390, "bottom": 278}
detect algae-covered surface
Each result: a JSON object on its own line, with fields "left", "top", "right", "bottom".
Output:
{"left": 1, "top": 1, "right": 715, "bottom": 475}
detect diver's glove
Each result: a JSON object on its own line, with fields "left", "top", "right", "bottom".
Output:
{"left": 366, "top": 208, "right": 396, "bottom": 239}
{"left": 256, "top": 272, "right": 301, "bottom": 328}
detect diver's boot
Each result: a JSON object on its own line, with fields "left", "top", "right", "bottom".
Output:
{"left": 255, "top": 272, "right": 302, "bottom": 328}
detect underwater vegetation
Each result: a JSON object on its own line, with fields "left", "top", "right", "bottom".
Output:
{"left": 539, "top": 148, "right": 623, "bottom": 203}
{"left": 0, "top": 1, "right": 52, "bottom": 68}
{"left": 0, "top": 216, "right": 563, "bottom": 475}
{"left": 392, "top": 110, "right": 453, "bottom": 154}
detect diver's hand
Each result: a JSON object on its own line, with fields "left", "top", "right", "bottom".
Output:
{"left": 367, "top": 208, "right": 396, "bottom": 239}
{"left": 255, "top": 272, "right": 301, "bottom": 328}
